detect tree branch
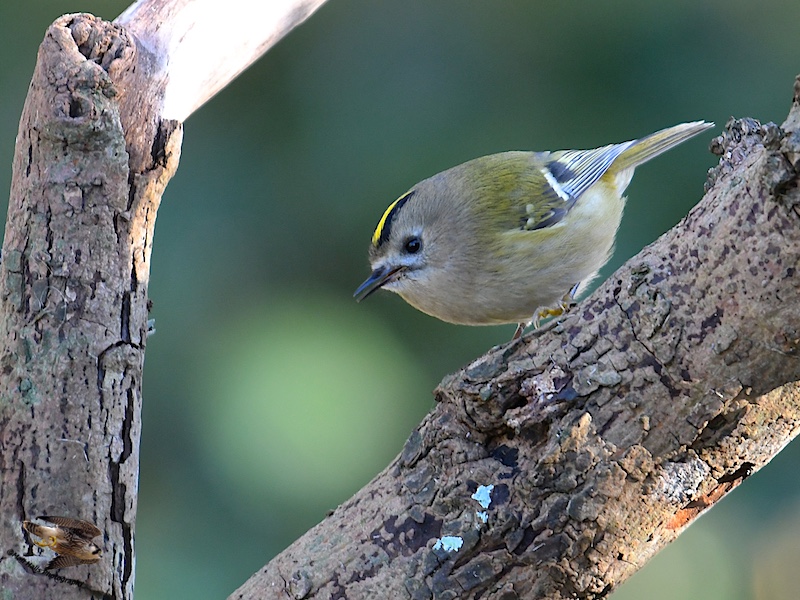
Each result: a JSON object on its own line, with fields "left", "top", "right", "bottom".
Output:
{"left": 0, "top": 2, "right": 327, "bottom": 597}
{"left": 0, "top": 16, "right": 165, "bottom": 598}
{"left": 115, "top": 0, "right": 328, "bottom": 121}
{"left": 230, "top": 83, "right": 800, "bottom": 599}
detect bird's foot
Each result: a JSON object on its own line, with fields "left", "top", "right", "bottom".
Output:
{"left": 514, "top": 283, "right": 580, "bottom": 339}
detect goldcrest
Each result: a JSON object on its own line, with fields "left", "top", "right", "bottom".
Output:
{"left": 354, "top": 121, "right": 713, "bottom": 338}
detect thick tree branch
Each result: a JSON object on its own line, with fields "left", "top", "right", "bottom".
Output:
{"left": 0, "top": 3, "right": 326, "bottom": 598}
{"left": 0, "top": 14, "right": 178, "bottom": 599}
{"left": 230, "top": 83, "right": 800, "bottom": 599}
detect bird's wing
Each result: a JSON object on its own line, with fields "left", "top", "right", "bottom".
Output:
{"left": 45, "top": 554, "right": 88, "bottom": 570}
{"left": 512, "top": 143, "right": 631, "bottom": 232}
{"left": 39, "top": 516, "right": 102, "bottom": 538}
{"left": 540, "top": 142, "right": 635, "bottom": 204}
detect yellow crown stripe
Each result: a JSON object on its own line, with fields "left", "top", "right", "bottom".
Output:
{"left": 372, "top": 190, "right": 414, "bottom": 246}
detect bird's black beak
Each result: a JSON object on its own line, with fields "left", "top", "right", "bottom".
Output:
{"left": 354, "top": 265, "right": 403, "bottom": 302}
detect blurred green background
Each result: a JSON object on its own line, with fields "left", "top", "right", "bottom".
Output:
{"left": 1, "top": 1, "right": 799, "bottom": 598}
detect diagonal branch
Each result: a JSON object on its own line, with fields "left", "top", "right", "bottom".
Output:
{"left": 230, "top": 83, "right": 800, "bottom": 599}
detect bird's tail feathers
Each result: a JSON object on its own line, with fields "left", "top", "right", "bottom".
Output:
{"left": 613, "top": 121, "right": 714, "bottom": 173}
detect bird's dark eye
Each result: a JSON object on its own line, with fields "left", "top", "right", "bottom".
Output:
{"left": 404, "top": 236, "right": 422, "bottom": 254}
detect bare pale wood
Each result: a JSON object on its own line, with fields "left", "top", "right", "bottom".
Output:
{"left": 115, "top": 0, "right": 329, "bottom": 121}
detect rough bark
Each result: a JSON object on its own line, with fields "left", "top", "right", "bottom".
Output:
{"left": 230, "top": 84, "right": 800, "bottom": 599}
{"left": 0, "top": 3, "right": 328, "bottom": 597}
{"left": 0, "top": 14, "right": 180, "bottom": 599}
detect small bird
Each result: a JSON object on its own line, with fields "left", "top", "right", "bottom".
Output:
{"left": 354, "top": 121, "right": 713, "bottom": 338}
{"left": 23, "top": 516, "right": 103, "bottom": 570}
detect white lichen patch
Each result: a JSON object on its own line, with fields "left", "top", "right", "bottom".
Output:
{"left": 433, "top": 536, "right": 464, "bottom": 552}
{"left": 655, "top": 457, "right": 711, "bottom": 504}
{"left": 471, "top": 484, "right": 494, "bottom": 509}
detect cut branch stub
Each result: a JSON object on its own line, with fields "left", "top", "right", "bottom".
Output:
{"left": 232, "top": 83, "right": 800, "bottom": 599}
{"left": 0, "top": 14, "right": 181, "bottom": 599}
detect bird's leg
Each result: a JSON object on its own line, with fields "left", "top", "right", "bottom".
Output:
{"left": 513, "top": 284, "right": 580, "bottom": 340}
{"left": 529, "top": 282, "right": 581, "bottom": 330}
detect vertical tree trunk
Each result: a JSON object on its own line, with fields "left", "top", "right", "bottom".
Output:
{"left": 0, "top": 15, "right": 179, "bottom": 598}
{"left": 0, "top": 2, "right": 327, "bottom": 595}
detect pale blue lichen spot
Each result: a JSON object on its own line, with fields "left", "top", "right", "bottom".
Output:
{"left": 471, "top": 484, "right": 494, "bottom": 509}
{"left": 433, "top": 536, "right": 464, "bottom": 552}
{"left": 476, "top": 511, "right": 488, "bottom": 523}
